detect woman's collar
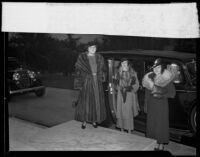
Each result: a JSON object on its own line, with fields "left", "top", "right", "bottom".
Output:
{"left": 87, "top": 52, "right": 95, "bottom": 56}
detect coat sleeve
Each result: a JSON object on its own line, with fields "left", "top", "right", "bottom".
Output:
{"left": 132, "top": 72, "right": 139, "bottom": 93}
{"left": 75, "top": 53, "right": 82, "bottom": 69}
{"left": 74, "top": 54, "right": 85, "bottom": 90}
{"left": 99, "top": 54, "right": 107, "bottom": 82}
{"left": 75, "top": 54, "right": 85, "bottom": 78}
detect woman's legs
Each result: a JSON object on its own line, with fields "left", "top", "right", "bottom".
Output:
{"left": 81, "top": 121, "right": 86, "bottom": 129}
{"left": 81, "top": 121, "right": 99, "bottom": 129}
{"left": 154, "top": 143, "right": 164, "bottom": 151}
{"left": 159, "top": 144, "right": 164, "bottom": 150}
{"left": 154, "top": 143, "right": 160, "bottom": 150}
{"left": 92, "top": 122, "right": 98, "bottom": 128}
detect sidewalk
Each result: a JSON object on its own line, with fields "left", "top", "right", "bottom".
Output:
{"left": 9, "top": 117, "right": 157, "bottom": 151}
{"left": 109, "top": 124, "right": 197, "bottom": 155}
{"left": 9, "top": 117, "right": 196, "bottom": 155}
{"left": 9, "top": 117, "right": 46, "bottom": 150}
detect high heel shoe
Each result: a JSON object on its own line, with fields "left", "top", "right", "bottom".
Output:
{"left": 154, "top": 147, "right": 164, "bottom": 151}
{"left": 160, "top": 145, "right": 164, "bottom": 151}
{"left": 154, "top": 147, "right": 160, "bottom": 151}
{"left": 81, "top": 123, "right": 86, "bottom": 129}
{"left": 92, "top": 122, "right": 98, "bottom": 128}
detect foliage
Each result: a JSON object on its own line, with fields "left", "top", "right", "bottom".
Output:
{"left": 8, "top": 33, "right": 196, "bottom": 75}
{"left": 8, "top": 33, "right": 82, "bottom": 75}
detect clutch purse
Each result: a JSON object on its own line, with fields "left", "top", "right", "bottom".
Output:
{"left": 131, "top": 76, "right": 136, "bottom": 85}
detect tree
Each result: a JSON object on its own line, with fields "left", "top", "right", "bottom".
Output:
{"left": 62, "top": 34, "right": 82, "bottom": 76}
{"left": 8, "top": 33, "right": 59, "bottom": 72}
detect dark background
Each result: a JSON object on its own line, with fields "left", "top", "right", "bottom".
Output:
{"left": 7, "top": 33, "right": 197, "bottom": 89}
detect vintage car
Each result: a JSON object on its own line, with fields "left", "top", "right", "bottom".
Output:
{"left": 7, "top": 57, "right": 46, "bottom": 100}
{"left": 97, "top": 49, "right": 196, "bottom": 144}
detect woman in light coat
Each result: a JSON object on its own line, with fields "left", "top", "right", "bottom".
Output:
{"left": 115, "top": 59, "right": 140, "bottom": 133}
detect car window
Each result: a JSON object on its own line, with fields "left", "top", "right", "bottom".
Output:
{"left": 170, "top": 63, "right": 184, "bottom": 84}
{"left": 165, "top": 61, "right": 186, "bottom": 85}
{"left": 130, "top": 59, "right": 145, "bottom": 84}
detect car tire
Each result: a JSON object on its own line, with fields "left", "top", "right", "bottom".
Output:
{"left": 190, "top": 105, "right": 196, "bottom": 134}
{"left": 35, "top": 88, "right": 46, "bottom": 97}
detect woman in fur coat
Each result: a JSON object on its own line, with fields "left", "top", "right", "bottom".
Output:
{"left": 74, "top": 43, "right": 107, "bottom": 129}
{"left": 142, "top": 58, "right": 176, "bottom": 151}
{"left": 115, "top": 59, "right": 140, "bottom": 134}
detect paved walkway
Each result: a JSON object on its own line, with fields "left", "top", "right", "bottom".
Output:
{"left": 9, "top": 117, "right": 157, "bottom": 150}
{"left": 9, "top": 117, "right": 196, "bottom": 155}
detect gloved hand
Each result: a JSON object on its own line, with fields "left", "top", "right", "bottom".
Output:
{"left": 131, "top": 76, "right": 136, "bottom": 85}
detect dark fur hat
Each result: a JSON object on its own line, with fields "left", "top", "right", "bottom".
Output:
{"left": 84, "top": 41, "right": 98, "bottom": 51}
{"left": 87, "top": 41, "right": 98, "bottom": 47}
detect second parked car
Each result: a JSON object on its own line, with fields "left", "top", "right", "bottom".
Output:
{"left": 7, "top": 57, "right": 46, "bottom": 100}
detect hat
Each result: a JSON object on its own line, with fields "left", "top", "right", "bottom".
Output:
{"left": 121, "top": 58, "right": 128, "bottom": 62}
{"left": 84, "top": 42, "right": 97, "bottom": 51}
{"left": 87, "top": 41, "right": 97, "bottom": 47}
{"left": 151, "top": 58, "right": 165, "bottom": 69}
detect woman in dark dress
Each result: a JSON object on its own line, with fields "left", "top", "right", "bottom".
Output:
{"left": 74, "top": 43, "right": 107, "bottom": 129}
{"left": 143, "top": 59, "right": 176, "bottom": 151}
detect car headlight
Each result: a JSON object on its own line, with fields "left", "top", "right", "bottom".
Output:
{"left": 27, "top": 70, "right": 36, "bottom": 78}
{"left": 13, "top": 72, "right": 20, "bottom": 80}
